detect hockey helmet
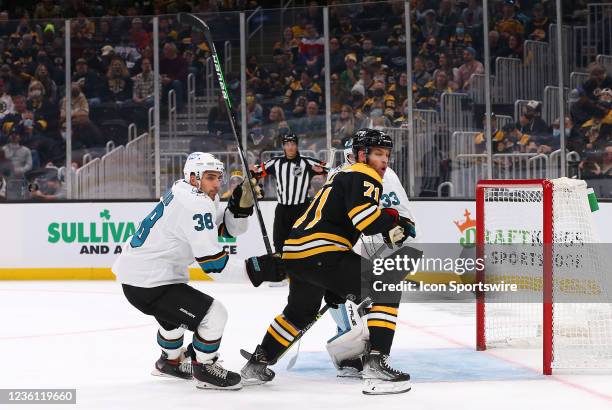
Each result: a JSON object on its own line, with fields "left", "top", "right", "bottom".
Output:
{"left": 183, "top": 152, "right": 225, "bottom": 182}
{"left": 281, "top": 133, "right": 299, "bottom": 144}
{"left": 343, "top": 138, "right": 355, "bottom": 165}
{"left": 351, "top": 128, "right": 393, "bottom": 159}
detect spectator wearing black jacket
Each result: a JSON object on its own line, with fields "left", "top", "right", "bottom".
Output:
{"left": 73, "top": 58, "right": 102, "bottom": 106}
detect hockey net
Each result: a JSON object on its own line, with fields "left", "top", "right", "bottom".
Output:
{"left": 476, "top": 178, "right": 612, "bottom": 374}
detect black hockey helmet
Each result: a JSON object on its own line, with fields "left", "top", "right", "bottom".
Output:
{"left": 281, "top": 132, "right": 299, "bottom": 144}
{"left": 351, "top": 128, "right": 393, "bottom": 158}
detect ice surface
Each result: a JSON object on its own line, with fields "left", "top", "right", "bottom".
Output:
{"left": 1, "top": 281, "right": 611, "bottom": 410}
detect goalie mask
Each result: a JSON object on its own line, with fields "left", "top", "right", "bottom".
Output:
{"left": 183, "top": 152, "right": 225, "bottom": 182}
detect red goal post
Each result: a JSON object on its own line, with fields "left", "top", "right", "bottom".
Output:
{"left": 475, "top": 179, "right": 555, "bottom": 374}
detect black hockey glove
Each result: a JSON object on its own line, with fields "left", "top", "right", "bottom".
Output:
{"left": 324, "top": 290, "right": 345, "bottom": 309}
{"left": 245, "top": 253, "right": 287, "bottom": 287}
{"left": 228, "top": 177, "right": 263, "bottom": 218}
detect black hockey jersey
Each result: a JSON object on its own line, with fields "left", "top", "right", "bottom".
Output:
{"left": 281, "top": 163, "right": 395, "bottom": 260}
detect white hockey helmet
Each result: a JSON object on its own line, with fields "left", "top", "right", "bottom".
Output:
{"left": 183, "top": 152, "right": 225, "bottom": 181}
{"left": 343, "top": 139, "right": 355, "bottom": 165}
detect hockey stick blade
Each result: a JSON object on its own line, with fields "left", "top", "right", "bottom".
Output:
{"left": 240, "top": 349, "right": 253, "bottom": 361}
{"left": 179, "top": 13, "right": 273, "bottom": 255}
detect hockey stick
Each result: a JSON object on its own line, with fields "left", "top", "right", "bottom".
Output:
{"left": 178, "top": 13, "right": 273, "bottom": 255}
{"left": 240, "top": 300, "right": 335, "bottom": 364}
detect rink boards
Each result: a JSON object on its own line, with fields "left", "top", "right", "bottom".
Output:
{"left": 2, "top": 200, "right": 612, "bottom": 280}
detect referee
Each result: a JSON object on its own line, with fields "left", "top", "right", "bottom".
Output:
{"left": 250, "top": 133, "right": 327, "bottom": 254}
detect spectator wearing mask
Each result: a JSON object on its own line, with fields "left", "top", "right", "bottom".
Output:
{"left": 0, "top": 79, "right": 14, "bottom": 121}
{"left": 2, "top": 124, "right": 32, "bottom": 178}
{"left": 245, "top": 91, "right": 263, "bottom": 128}
{"left": 73, "top": 58, "right": 102, "bottom": 106}
{"left": 132, "top": 57, "right": 157, "bottom": 108}
{"left": 60, "top": 83, "right": 89, "bottom": 129}
{"left": 363, "top": 80, "right": 396, "bottom": 122}
{"left": 101, "top": 56, "right": 134, "bottom": 105}
{"left": 27, "top": 80, "right": 58, "bottom": 134}
{"left": 454, "top": 47, "right": 484, "bottom": 91}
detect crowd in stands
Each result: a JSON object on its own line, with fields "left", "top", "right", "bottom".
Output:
{"left": 240, "top": 0, "right": 596, "bottom": 158}
{"left": 0, "top": 0, "right": 609, "bottom": 200}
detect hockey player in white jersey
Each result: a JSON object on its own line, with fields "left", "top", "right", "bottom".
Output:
{"left": 326, "top": 138, "right": 417, "bottom": 381}
{"left": 113, "top": 152, "right": 260, "bottom": 391}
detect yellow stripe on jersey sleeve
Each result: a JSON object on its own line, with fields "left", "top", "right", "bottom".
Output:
{"left": 284, "top": 232, "right": 352, "bottom": 247}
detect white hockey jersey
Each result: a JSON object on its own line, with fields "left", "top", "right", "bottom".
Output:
{"left": 112, "top": 180, "right": 248, "bottom": 287}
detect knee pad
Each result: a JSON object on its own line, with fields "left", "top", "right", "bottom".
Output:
{"left": 326, "top": 301, "right": 369, "bottom": 369}
{"left": 193, "top": 300, "right": 227, "bottom": 363}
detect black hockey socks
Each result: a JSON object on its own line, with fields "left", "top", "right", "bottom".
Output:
{"left": 367, "top": 304, "right": 399, "bottom": 355}
{"left": 261, "top": 314, "right": 301, "bottom": 363}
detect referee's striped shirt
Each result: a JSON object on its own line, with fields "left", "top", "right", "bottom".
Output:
{"left": 255, "top": 154, "right": 326, "bottom": 205}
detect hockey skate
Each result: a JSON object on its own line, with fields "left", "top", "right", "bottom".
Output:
{"left": 193, "top": 357, "right": 242, "bottom": 390}
{"left": 336, "top": 358, "right": 363, "bottom": 378}
{"left": 151, "top": 347, "right": 193, "bottom": 380}
{"left": 361, "top": 351, "right": 411, "bottom": 395}
{"left": 240, "top": 345, "right": 276, "bottom": 386}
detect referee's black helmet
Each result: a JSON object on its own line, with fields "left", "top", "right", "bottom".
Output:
{"left": 281, "top": 133, "right": 299, "bottom": 144}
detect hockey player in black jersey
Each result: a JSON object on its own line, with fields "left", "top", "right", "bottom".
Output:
{"left": 241, "top": 129, "right": 415, "bottom": 395}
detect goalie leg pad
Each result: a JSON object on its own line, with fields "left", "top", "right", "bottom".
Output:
{"left": 245, "top": 254, "right": 286, "bottom": 287}
{"left": 326, "top": 301, "right": 369, "bottom": 370}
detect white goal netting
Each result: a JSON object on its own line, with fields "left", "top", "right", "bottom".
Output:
{"left": 481, "top": 178, "right": 612, "bottom": 371}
